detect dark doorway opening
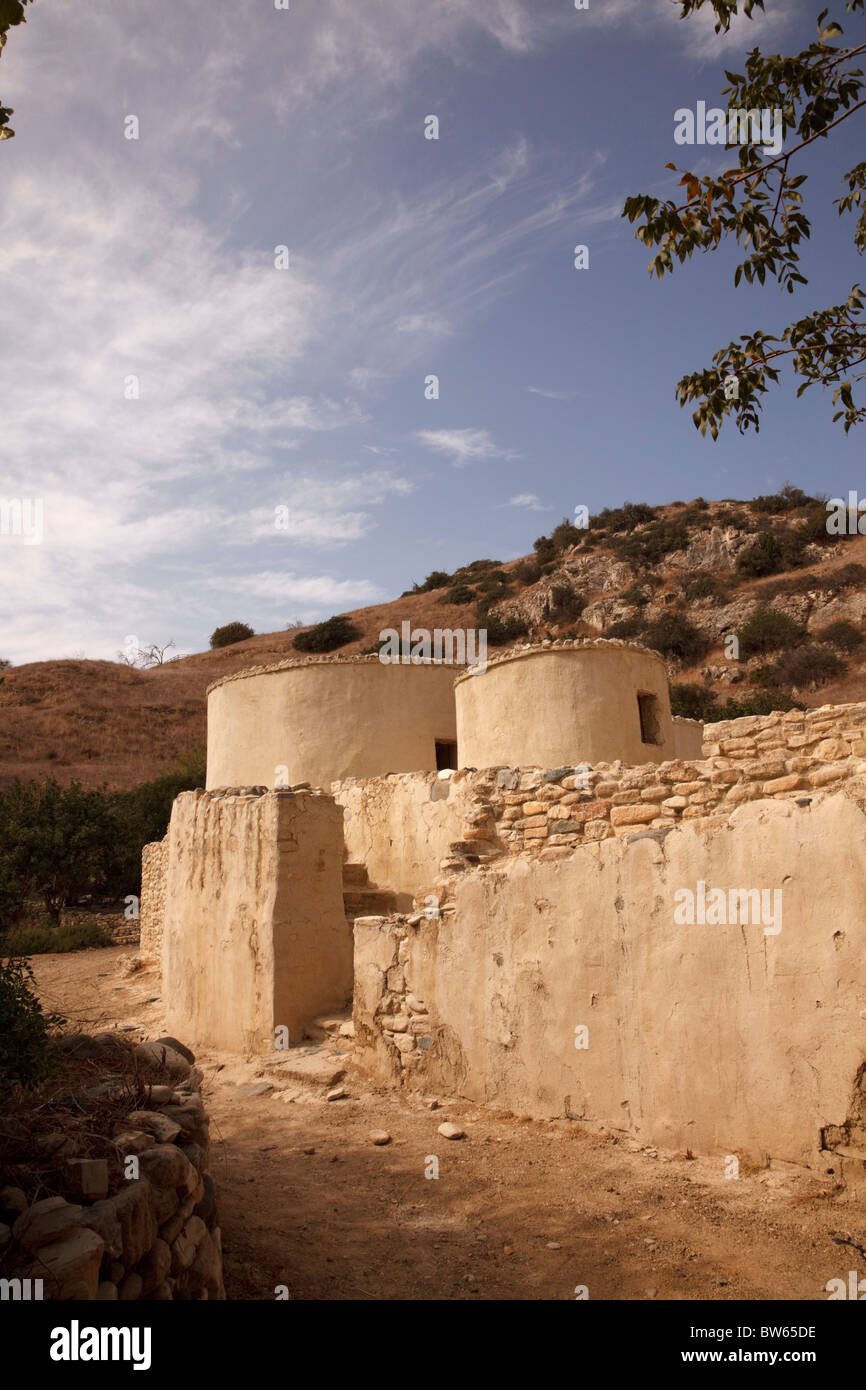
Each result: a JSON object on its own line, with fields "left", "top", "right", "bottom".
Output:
{"left": 637, "top": 692, "right": 661, "bottom": 745}
{"left": 435, "top": 740, "right": 458, "bottom": 771}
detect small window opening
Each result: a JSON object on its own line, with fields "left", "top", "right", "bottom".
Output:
{"left": 637, "top": 692, "right": 661, "bottom": 745}
{"left": 435, "top": 739, "right": 458, "bottom": 771}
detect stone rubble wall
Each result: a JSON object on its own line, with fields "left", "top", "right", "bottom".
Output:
{"left": 1, "top": 1039, "right": 224, "bottom": 1301}
{"left": 425, "top": 708, "right": 866, "bottom": 876}
{"left": 703, "top": 699, "right": 866, "bottom": 754}
{"left": 139, "top": 840, "right": 167, "bottom": 962}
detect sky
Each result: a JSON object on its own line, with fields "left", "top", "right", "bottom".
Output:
{"left": 0, "top": 0, "right": 863, "bottom": 663}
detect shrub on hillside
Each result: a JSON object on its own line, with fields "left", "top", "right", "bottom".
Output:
{"left": 475, "top": 607, "right": 529, "bottom": 646}
{"left": 768, "top": 644, "right": 845, "bottom": 689}
{"left": 611, "top": 519, "right": 690, "bottom": 568}
{"left": 735, "top": 530, "right": 806, "bottom": 579}
{"left": 750, "top": 486, "right": 813, "bottom": 514}
{"left": 512, "top": 559, "right": 542, "bottom": 586}
{"left": 683, "top": 574, "right": 730, "bottom": 602}
{"left": 550, "top": 518, "right": 584, "bottom": 552}
{"left": 605, "top": 616, "right": 645, "bottom": 640}
{"left": 533, "top": 535, "right": 558, "bottom": 565}
{"left": 797, "top": 505, "right": 837, "bottom": 546}
{"left": 408, "top": 570, "right": 452, "bottom": 594}
{"left": 622, "top": 584, "right": 650, "bottom": 607}
{"left": 547, "top": 585, "right": 585, "bottom": 622}
{"left": 716, "top": 690, "right": 804, "bottom": 718}
{"left": 293, "top": 615, "right": 361, "bottom": 654}
{"left": 669, "top": 683, "right": 719, "bottom": 721}
{"left": 590, "top": 502, "right": 656, "bottom": 531}
{"left": 641, "top": 612, "right": 707, "bottom": 663}
{"left": 210, "top": 621, "right": 254, "bottom": 649}
{"left": 816, "top": 620, "right": 864, "bottom": 654}
{"left": 736, "top": 607, "right": 805, "bottom": 658}
{"left": 0, "top": 957, "right": 63, "bottom": 1089}
{"left": 437, "top": 583, "right": 476, "bottom": 605}
{"left": 671, "top": 683, "right": 804, "bottom": 722}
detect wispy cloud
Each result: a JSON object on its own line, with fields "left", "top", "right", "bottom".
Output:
{"left": 528, "top": 385, "right": 570, "bottom": 401}
{"left": 504, "top": 493, "right": 549, "bottom": 511}
{"left": 415, "top": 428, "right": 519, "bottom": 469}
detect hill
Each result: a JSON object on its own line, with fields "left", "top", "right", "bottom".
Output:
{"left": 3, "top": 489, "right": 866, "bottom": 791}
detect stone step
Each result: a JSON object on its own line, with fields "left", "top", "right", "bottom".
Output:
{"left": 304, "top": 1012, "right": 353, "bottom": 1042}
{"left": 342, "top": 862, "right": 369, "bottom": 889}
{"left": 258, "top": 1047, "right": 349, "bottom": 1089}
{"left": 343, "top": 888, "right": 396, "bottom": 916}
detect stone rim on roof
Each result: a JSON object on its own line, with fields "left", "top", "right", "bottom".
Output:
{"left": 451, "top": 636, "right": 667, "bottom": 687}
{"left": 207, "top": 651, "right": 468, "bottom": 696}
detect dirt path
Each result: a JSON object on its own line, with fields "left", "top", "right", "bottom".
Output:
{"left": 26, "top": 946, "right": 866, "bottom": 1302}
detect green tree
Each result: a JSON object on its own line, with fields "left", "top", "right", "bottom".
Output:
{"left": 0, "top": 779, "right": 114, "bottom": 921}
{"left": 0, "top": 0, "right": 34, "bottom": 141}
{"left": 623, "top": 0, "right": 866, "bottom": 435}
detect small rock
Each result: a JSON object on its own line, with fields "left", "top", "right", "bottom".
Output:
{"left": 369, "top": 1131, "right": 392, "bottom": 1146}
{"left": 64, "top": 1158, "right": 109, "bottom": 1200}
{"left": 545, "top": 1241, "right": 561, "bottom": 1250}
{"left": 326, "top": 1087, "right": 348, "bottom": 1102}
{"left": 153, "top": 1036, "right": 195, "bottom": 1064}
{"left": 13, "top": 1196, "right": 82, "bottom": 1253}
{"left": 236, "top": 1081, "right": 274, "bottom": 1097}
{"left": 114, "top": 1129, "right": 156, "bottom": 1155}
{"left": 125, "top": 1110, "right": 181, "bottom": 1144}
{"left": 645, "top": 1287, "right": 659, "bottom": 1299}
{"left": 424, "top": 1098, "right": 440, "bottom": 1111}
{"left": 437, "top": 1122, "right": 464, "bottom": 1140}
{"left": 144, "top": 1085, "right": 175, "bottom": 1104}
{"left": 0, "top": 1186, "right": 27, "bottom": 1219}
{"left": 134, "top": 1041, "right": 191, "bottom": 1078}
{"left": 118, "top": 1271, "right": 143, "bottom": 1301}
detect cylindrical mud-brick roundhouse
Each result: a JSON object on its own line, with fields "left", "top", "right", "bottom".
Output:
{"left": 206, "top": 655, "right": 462, "bottom": 790}
{"left": 454, "top": 641, "right": 678, "bottom": 769}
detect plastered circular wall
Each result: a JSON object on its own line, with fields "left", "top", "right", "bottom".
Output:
{"left": 454, "top": 642, "right": 676, "bottom": 769}
{"left": 206, "top": 656, "right": 461, "bottom": 790}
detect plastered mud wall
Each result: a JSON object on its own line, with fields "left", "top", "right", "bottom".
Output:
{"left": 672, "top": 715, "right": 703, "bottom": 760}
{"left": 162, "top": 788, "right": 350, "bottom": 1051}
{"left": 354, "top": 793, "right": 866, "bottom": 1174}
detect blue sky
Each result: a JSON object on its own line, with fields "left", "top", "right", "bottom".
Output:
{"left": 1, "top": 0, "right": 863, "bottom": 662}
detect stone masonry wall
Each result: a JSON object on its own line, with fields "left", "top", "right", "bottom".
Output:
{"left": 702, "top": 699, "right": 866, "bottom": 755}
{"left": 424, "top": 702, "right": 866, "bottom": 877}
{"left": 139, "top": 840, "right": 167, "bottom": 962}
